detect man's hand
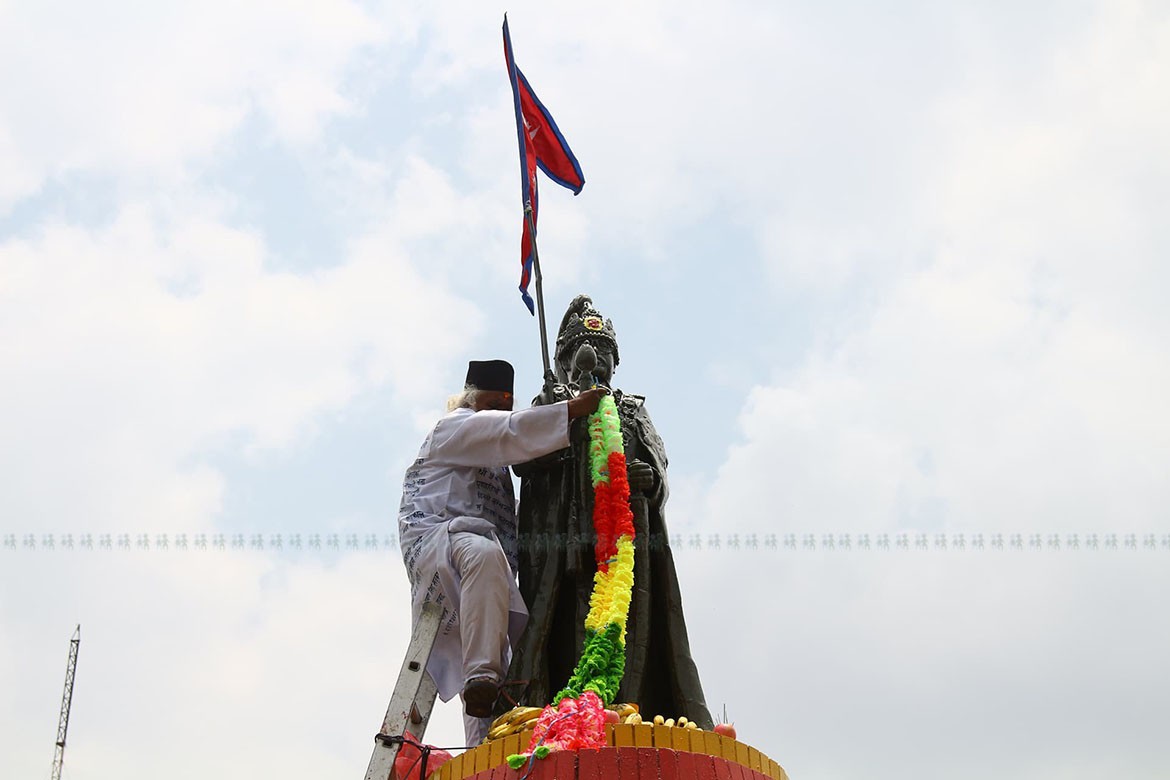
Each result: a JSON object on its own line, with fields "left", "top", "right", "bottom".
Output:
{"left": 567, "top": 387, "right": 609, "bottom": 420}
{"left": 627, "top": 459, "right": 657, "bottom": 494}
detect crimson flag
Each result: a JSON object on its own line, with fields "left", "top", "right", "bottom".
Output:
{"left": 503, "top": 16, "right": 585, "bottom": 313}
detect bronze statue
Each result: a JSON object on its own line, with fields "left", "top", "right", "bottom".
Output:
{"left": 504, "top": 294, "right": 713, "bottom": 727}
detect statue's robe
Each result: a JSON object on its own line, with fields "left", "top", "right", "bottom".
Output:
{"left": 505, "top": 389, "right": 713, "bottom": 727}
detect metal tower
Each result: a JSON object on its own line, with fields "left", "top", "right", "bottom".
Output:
{"left": 50, "top": 625, "right": 81, "bottom": 780}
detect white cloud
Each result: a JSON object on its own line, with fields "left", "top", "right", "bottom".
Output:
{"left": 0, "top": 550, "right": 432, "bottom": 780}
{"left": 3, "top": 2, "right": 1170, "bottom": 780}
{"left": 675, "top": 545, "right": 1170, "bottom": 780}
{"left": 0, "top": 0, "right": 387, "bottom": 209}
{"left": 674, "top": 5, "right": 1170, "bottom": 776}
{"left": 0, "top": 192, "right": 479, "bottom": 531}
{"left": 708, "top": 0, "right": 1170, "bottom": 534}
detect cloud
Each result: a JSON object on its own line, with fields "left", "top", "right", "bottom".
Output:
{"left": 673, "top": 542, "right": 1170, "bottom": 780}
{"left": 0, "top": 192, "right": 479, "bottom": 531}
{"left": 0, "top": 0, "right": 388, "bottom": 210}
{"left": 704, "top": 0, "right": 1170, "bottom": 533}
{"left": 0, "top": 550, "right": 434, "bottom": 780}
{"left": 678, "top": 4, "right": 1170, "bottom": 776}
{"left": 3, "top": 2, "right": 1170, "bottom": 780}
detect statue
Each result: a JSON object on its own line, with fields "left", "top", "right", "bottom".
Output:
{"left": 503, "top": 295, "right": 713, "bottom": 728}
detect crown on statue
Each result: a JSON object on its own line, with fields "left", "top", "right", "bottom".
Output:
{"left": 555, "top": 294, "right": 620, "bottom": 367}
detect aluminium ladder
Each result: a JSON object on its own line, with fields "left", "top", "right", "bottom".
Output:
{"left": 364, "top": 601, "right": 443, "bottom": 780}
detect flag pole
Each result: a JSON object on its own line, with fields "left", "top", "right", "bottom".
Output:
{"left": 525, "top": 201, "right": 557, "bottom": 389}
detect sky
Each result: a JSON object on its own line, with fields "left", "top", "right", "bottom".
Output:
{"left": 2, "top": 1, "right": 1169, "bottom": 779}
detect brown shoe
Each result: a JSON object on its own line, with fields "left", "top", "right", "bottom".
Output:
{"left": 463, "top": 678, "right": 499, "bottom": 718}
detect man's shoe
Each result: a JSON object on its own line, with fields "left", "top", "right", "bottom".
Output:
{"left": 463, "top": 677, "right": 499, "bottom": 718}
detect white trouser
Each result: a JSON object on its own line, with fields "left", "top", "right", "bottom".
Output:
{"left": 462, "top": 708, "right": 491, "bottom": 746}
{"left": 449, "top": 530, "right": 510, "bottom": 745}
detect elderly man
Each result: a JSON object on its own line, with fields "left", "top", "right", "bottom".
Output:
{"left": 398, "top": 359, "right": 605, "bottom": 745}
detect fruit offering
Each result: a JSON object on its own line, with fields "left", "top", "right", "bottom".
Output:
{"left": 486, "top": 706, "right": 543, "bottom": 741}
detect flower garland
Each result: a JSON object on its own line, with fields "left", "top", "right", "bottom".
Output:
{"left": 508, "top": 394, "right": 636, "bottom": 767}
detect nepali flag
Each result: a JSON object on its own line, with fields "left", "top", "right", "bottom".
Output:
{"left": 503, "top": 15, "right": 585, "bottom": 314}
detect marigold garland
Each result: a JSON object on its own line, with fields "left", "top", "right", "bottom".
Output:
{"left": 510, "top": 393, "right": 637, "bottom": 764}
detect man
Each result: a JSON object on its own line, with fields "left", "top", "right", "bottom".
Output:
{"left": 505, "top": 296, "right": 713, "bottom": 728}
{"left": 398, "top": 359, "right": 605, "bottom": 745}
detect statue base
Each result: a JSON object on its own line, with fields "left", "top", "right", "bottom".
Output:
{"left": 431, "top": 724, "right": 788, "bottom": 780}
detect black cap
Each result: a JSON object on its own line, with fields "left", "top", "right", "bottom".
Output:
{"left": 465, "top": 360, "right": 514, "bottom": 393}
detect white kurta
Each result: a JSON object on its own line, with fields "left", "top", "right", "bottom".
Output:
{"left": 398, "top": 402, "right": 570, "bottom": 702}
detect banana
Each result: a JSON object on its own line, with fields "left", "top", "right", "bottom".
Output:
{"left": 653, "top": 715, "right": 665, "bottom": 725}
{"left": 487, "top": 706, "right": 545, "bottom": 740}
{"left": 677, "top": 716, "right": 688, "bottom": 727}
{"left": 624, "top": 712, "right": 643, "bottom": 725}
{"left": 487, "top": 721, "right": 514, "bottom": 740}
{"left": 614, "top": 702, "right": 640, "bottom": 718}
{"left": 514, "top": 708, "right": 544, "bottom": 723}
{"left": 490, "top": 706, "right": 542, "bottom": 730}
{"left": 664, "top": 718, "right": 675, "bottom": 728}
{"left": 487, "top": 718, "right": 541, "bottom": 741}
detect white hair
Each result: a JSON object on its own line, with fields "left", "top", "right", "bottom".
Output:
{"left": 446, "top": 385, "right": 481, "bottom": 412}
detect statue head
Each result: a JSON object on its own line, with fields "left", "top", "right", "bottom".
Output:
{"left": 555, "top": 295, "right": 619, "bottom": 388}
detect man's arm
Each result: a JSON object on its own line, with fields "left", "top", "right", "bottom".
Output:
{"left": 431, "top": 389, "right": 606, "bottom": 468}
{"left": 514, "top": 383, "right": 576, "bottom": 476}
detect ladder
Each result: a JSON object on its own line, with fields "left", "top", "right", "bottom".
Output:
{"left": 364, "top": 601, "right": 443, "bottom": 780}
